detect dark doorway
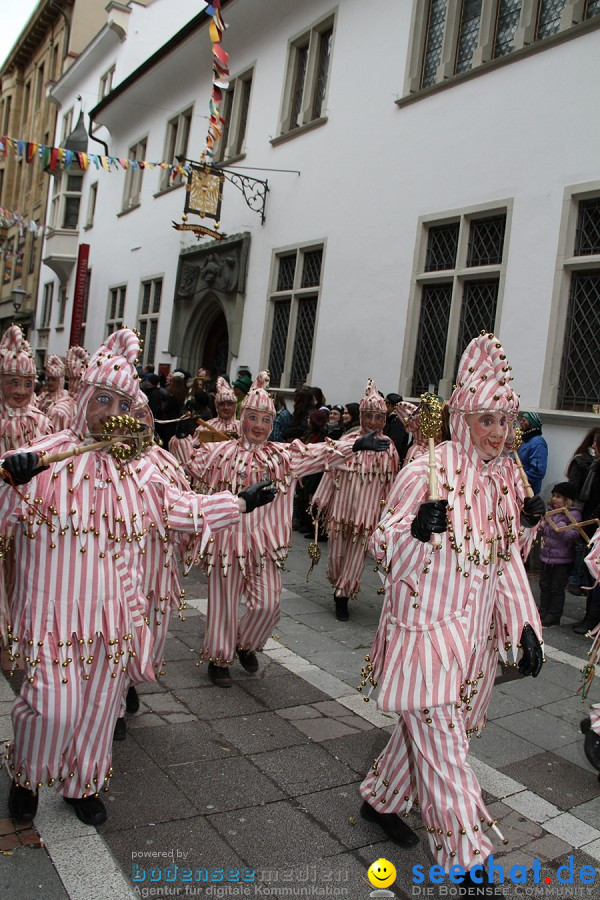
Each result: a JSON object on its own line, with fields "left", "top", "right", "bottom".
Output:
{"left": 203, "top": 312, "right": 229, "bottom": 376}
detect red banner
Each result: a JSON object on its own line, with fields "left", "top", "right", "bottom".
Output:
{"left": 69, "top": 243, "right": 90, "bottom": 347}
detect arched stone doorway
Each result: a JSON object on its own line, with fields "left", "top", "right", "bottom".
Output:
{"left": 202, "top": 312, "right": 229, "bottom": 375}
{"left": 179, "top": 295, "right": 229, "bottom": 376}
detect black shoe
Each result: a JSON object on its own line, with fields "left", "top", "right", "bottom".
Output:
{"left": 335, "top": 597, "right": 349, "bottom": 621}
{"left": 567, "top": 584, "right": 583, "bottom": 596}
{"left": 573, "top": 619, "right": 599, "bottom": 635}
{"left": 581, "top": 717, "right": 600, "bottom": 770}
{"left": 207, "top": 662, "right": 233, "bottom": 688}
{"left": 237, "top": 649, "right": 259, "bottom": 673}
{"left": 8, "top": 781, "right": 38, "bottom": 822}
{"left": 359, "top": 800, "right": 419, "bottom": 848}
{"left": 541, "top": 616, "right": 560, "bottom": 627}
{"left": 459, "top": 871, "right": 505, "bottom": 898}
{"left": 113, "top": 717, "right": 127, "bottom": 741}
{"left": 126, "top": 685, "right": 140, "bottom": 713}
{"left": 64, "top": 795, "right": 107, "bottom": 826}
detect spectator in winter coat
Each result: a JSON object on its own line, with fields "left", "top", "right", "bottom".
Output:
{"left": 518, "top": 412, "right": 548, "bottom": 495}
{"left": 538, "top": 482, "right": 582, "bottom": 627}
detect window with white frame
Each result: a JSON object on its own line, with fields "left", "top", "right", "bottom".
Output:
{"left": 57, "top": 284, "right": 67, "bottom": 326}
{"left": 99, "top": 64, "right": 115, "bottom": 101}
{"left": 61, "top": 109, "right": 73, "bottom": 145}
{"left": 138, "top": 278, "right": 162, "bottom": 367}
{"left": 80, "top": 269, "right": 91, "bottom": 347}
{"left": 122, "top": 137, "right": 147, "bottom": 211}
{"left": 278, "top": 14, "right": 334, "bottom": 136}
{"left": 159, "top": 108, "right": 192, "bottom": 191}
{"left": 50, "top": 171, "right": 83, "bottom": 230}
{"left": 85, "top": 182, "right": 98, "bottom": 228}
{"left": 214, "top": 69, "right": 253, "bottom": 163}
{"left": 266, "top": 246, "right": 323, "bottom": 388}
{"left": 40, "top": 282, "right": 54, "bottom": 329}
{"left": 406, "top": 1, "right": 600, "bottom": 95}
{"left": 407, "top": 210, "right": 507, "bottom": 397}
{"left": 106, "top": 285, "right": 126, "bottom": 337}
{"left": 557, "top": 196, "right": 600, "bottom": 411}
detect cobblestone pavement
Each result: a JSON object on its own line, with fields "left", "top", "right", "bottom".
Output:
{"left": 2, "top": 534, "right": 600, "bottom": 899}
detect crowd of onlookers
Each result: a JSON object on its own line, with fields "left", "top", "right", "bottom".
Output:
{"left": 133, "top": 366, "right": 600, "bottom": 635}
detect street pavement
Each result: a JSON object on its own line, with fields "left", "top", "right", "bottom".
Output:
{"left": 2, "top": 532, "right": 600, "bottom": 899}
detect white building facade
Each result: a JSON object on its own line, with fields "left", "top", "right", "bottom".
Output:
{"left": 32, "top": 0, "right": 600, "bottom": 492}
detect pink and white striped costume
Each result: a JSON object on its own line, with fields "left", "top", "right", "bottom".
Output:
{"left": 2, "top": 330, "right": 241, "bottom": 802}
{"left": 0, "top": 327, "right": 52, "bottom": 645}
{"left": 171, "top": 372, "right": 357, "bottom": 664}
{"left": 312, "top": 380, "right": 399, "bottom": 599}
{"left": 359, "top": 334, "right": 543, "bottom": 872}
{"left": 47, "top": 346, "right": 89, "bottom": 432}
{"left": 203, "top": 376, "right": 240, "bottom": 437}
{"left": 37, "top": 355, "right": 68, "bottom": 414}
{"left": 583, "top": 534, "right": 600, "bottom": 736}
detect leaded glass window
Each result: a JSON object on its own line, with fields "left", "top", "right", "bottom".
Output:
{"left": 455, "top": 0, "right": 483, "bottom": 74}
{"left": 138, "top": 278, "right": 162, "bottom": 367}
{"left": 558, "top": 271, "right": 600, "bottom": 411}
{"left": 467, "top": 215, "right": 506, "bottom": 266}
{"left": 290, "top": 298, "right": 318, "bottom": 387}
{"left": 587, "top": 0, "right": 600, "bottom": 18}
{"left": 412, "top": 284, "right": 452, "bottom": 395}
{"left": 301, "top": 249, "right": 322, "bottom": 287}
{"left": 312, "top": 28, "right": 333, "bottom": 119}
{"left": 268, "top": 300, "right": 291, "bottom": 388}
{"left": 575, "top": 198, "right": 600, "bottom": 256}
{"left": 267, "top": 246, "right": 324, "bottom": 388}
{"left": 425, "top": 223, "right": 459, "bottom": 272}
{"left": 455, "top": 280, "right": 499, "bottom": 373}
{"left": 536, "top": 0, "right": 568, "bottom": 39}
{"left": 277, "top": 254, "right": 296, "bottom": 291}
{"left": 290, "top": 43, "right": 309, "bottom": 130}
{"left": 494, "top": 0, "right": 522, "bottom": 57}
{"left": 422, "top": 0, "right": 448, "bottom": 88}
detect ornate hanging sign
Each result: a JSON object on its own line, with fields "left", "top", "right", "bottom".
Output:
{"left": 173, "top": 163, "right": 226, "bottom": 239}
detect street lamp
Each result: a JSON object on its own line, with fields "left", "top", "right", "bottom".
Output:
{"left": 11, "top": 285, "right": 26, "bottom": 314}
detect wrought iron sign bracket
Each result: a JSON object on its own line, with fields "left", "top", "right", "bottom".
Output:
{"left": 177, "top": 157, "right": 269, "bottom": 225}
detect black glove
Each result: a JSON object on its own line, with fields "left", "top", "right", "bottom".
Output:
{"left": 2, "top": 451, "right": 42, "bottom": 486}
{"left": 521, "top": 494, "right": 546, "bottom": 528}
{"left": 239, "top": 480, "right": 277, "bottom": 513}
{"left": 174, "top": 417, "right": 197, "bottom": 439}
{"left": 410, "top": 499, "right": 448, "bottom": 542}
{"left": 518, "top": 624, "right": 544, "bottom": 677}
{"left": 352, "top": 430, "right": 390, "bottom": 453}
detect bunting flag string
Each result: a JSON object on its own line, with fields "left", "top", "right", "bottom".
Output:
{"left": 0, "top": 135, "right": 191, "bottom": 178}
{"left": 0, "top": 208, "right": 45, "bottom": 238}
{"left": 201, "top": 0, "right": 229, "bottom": 161}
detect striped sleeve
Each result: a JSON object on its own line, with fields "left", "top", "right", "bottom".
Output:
{"left": 288, "top": 437, "right": 355, "bottom": 479}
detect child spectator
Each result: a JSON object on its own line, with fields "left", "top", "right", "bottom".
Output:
{"left": 539, "top": 482, "right": 581, "bottom": 627}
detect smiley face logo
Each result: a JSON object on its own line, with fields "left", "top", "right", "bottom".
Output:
{"left": 367, "top": 858, "right": 397, "bottom": 889}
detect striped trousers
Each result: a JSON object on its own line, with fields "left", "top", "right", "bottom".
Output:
{"left": 203, "top": 559, "right": 282, "bottom": 664}
{"left": 9, "top": 634, "right": 128, "bottom": 798}
{"left": 327, "top": 528, "right": 370, "bottom": 599}
{"left": 360, "top": 705, "right": 496, "bottom": 871}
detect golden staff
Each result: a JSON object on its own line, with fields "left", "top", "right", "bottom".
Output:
{"left": 1, "top": 415, "right": 146, "bottom": 478}
{"left": 511, "top": 427, "right": 534, "bottom": 498}
{"left": 419, "top": 392, "right": 442, "bottom": 501}
{"left": 193, "top": 416, "right": 232, "bottom": 443}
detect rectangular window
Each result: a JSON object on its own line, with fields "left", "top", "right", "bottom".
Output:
{"left": 455, "top": 0, "right": 483, "bottom": 75}
{"left": 61, "top": 109, "right": 73, "bottom": 145}
{"left": 160, "top": 108, "right": 192, "bottom": 190}
{"left": 214, "top": 70, "right": 253, "bottom": 163}
{"left": 99, "top": 64, "right": 115, "bottom": 100}
{"left": 138, "top": 278, "right": 162, "bottom": 367}
{"left": 422, "top": 0, "right": 448, "bottom": 87}
{"left": 28, "top": 223, "right": 38, "bottom": 274}
{"left": 557, "top": 196, "right": 600, "bottom": 411}
{"left": 22, "top": 82, "right": 31, "bottom": 131}
{"left": 41, "top": 282, "right": 54, "bottom": 328}
{"left": 410, "top": 209, "right": 507, "bottom": 396}
{"left": 58, "top": 284, "right": 67, "bottom": 326}
{"left": 279, "top": 15, "right": 335, "bottom": 136}
{"left": 62, "top": 173, "right": 83, "bottom": 229}
{"left": 35, "top": 64, "right": 45, "bottom": 108}
{"left": 536, "top": 0, "right": 568, "bottom": 39}
{"left": 587, "top": 0, "right": 600, "bottom": 18}
{"left": 266, "top": 246, "right": 323, "bottom": 388}
{"left": 86, "top": 182, "right": 98, "bottom": 228}
{"left": 106, "top": 285, "right": 126, "bottom": 336}
{"left": 122, "top": 138, "right": 147, "bottom": 210}
{"left": 2, "top": 238, "right": 14, "bottom": 285}
{"left": 3, "top": 95, "right": 11, "bottom": 133}
{"left": 14, "top": 237, "right": 24, "bottom": 282}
